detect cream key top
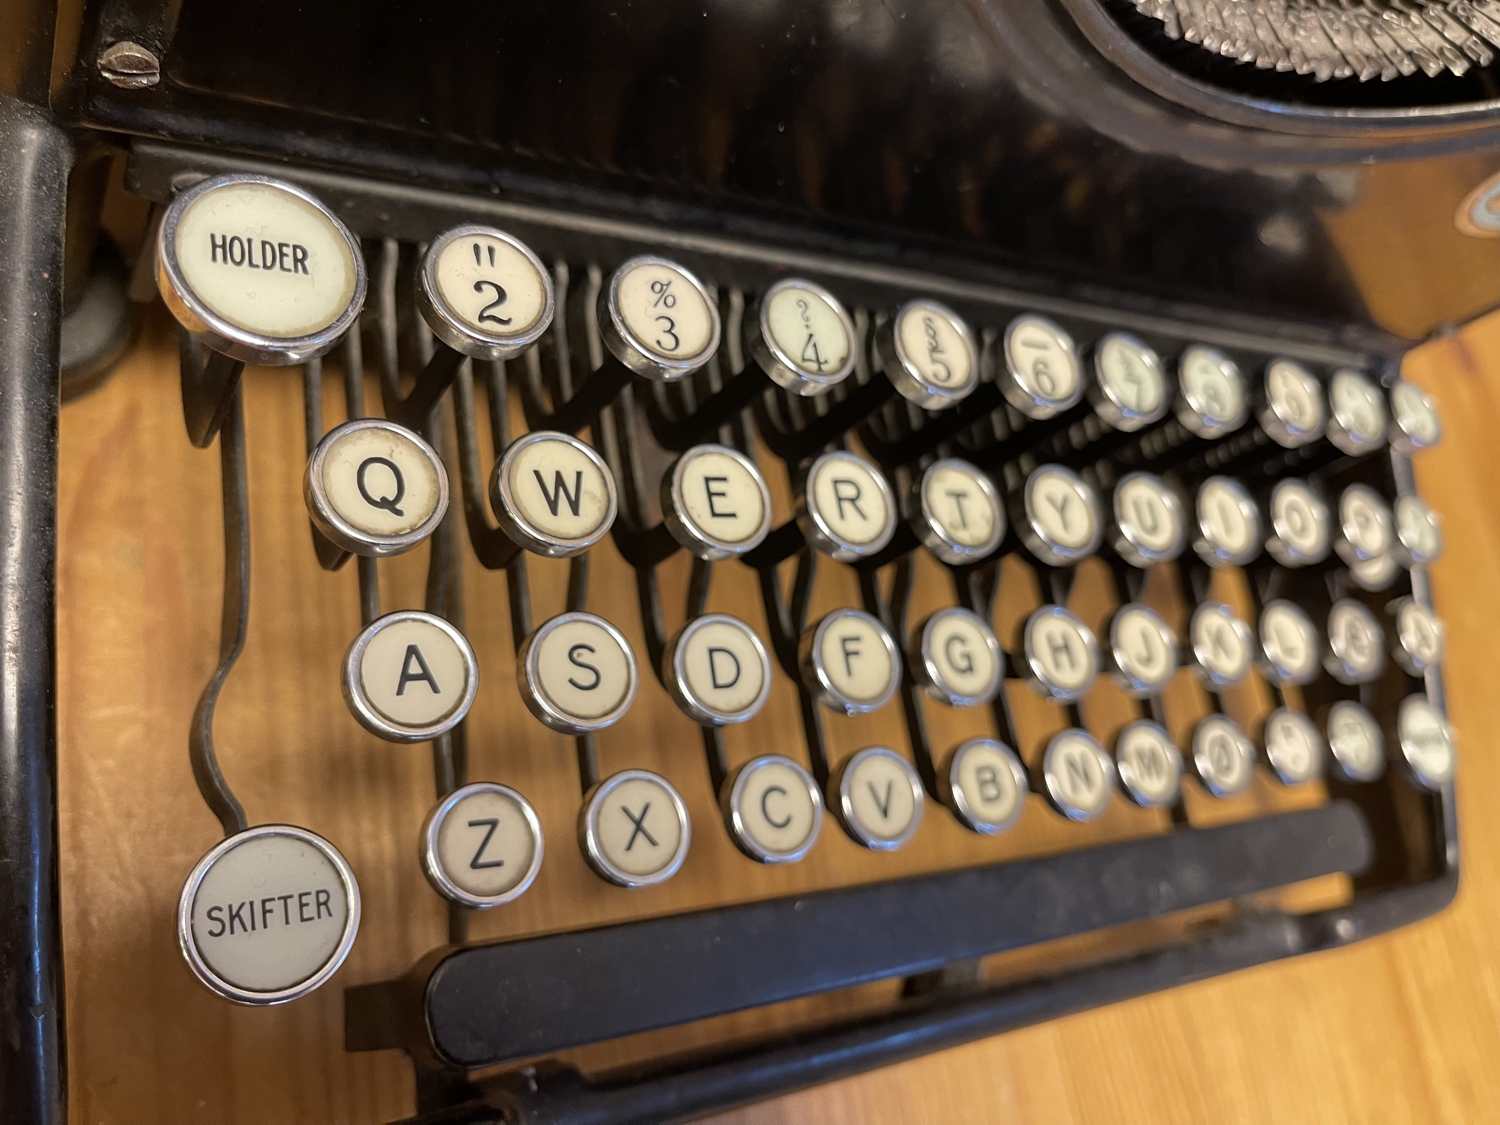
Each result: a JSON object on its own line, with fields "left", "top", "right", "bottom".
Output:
{"left": 305, "top": 418, "right": 448, "bottom": 557}
{"left": 722, "top": 756, "right": 824, "bottom": 864}
{"left": 1001, "top": 314, "right": 1081, "bottom": 418}
{"left": 419, "top": 225, "right": 554, "bottom": 358}
{"left": 1190, "top": 715, "right": 1255, "bottom": 797}
{"left": 801, "top": 609, "right": 902, "bottom": 716}
{"left": 942, "top": 739, "right": 1027, "bottom": 836}
{"left": 832, "top": 747, "right": 925, "bottom": 851}
{"left": 519, "top": 612, "right": 638, "bottom": 734}
{"left": 914, "top": 458, "right": 1004, "bottom": 563}
{"left": 491, "top": 431, "right": 618, "bottom": 557}
{"left": 178, "top": 825, "right": 360, "bottom": 1005}
{"left": 1018, "top": 464, "right": 1102, "bottom": 565}
{"left": 580, "top": 770, "right": 691, "bottom": 887}
{"left": 606, "top": 256, "right": 720, "bottom": 375}
{"left": 157, "top": 173, "right": 364, "bottom": 363}
{"left": 759, "top": 278, "right": 855, "bottom": 390}
{"left": 1113, "top": 721, "right": 1182, "bottom": 809}
{"left": 664, "top": 444, "right": 772, "bottom": 558}
{"left": 421, "top": 783, "right": 544, "bottom": 908}
{"left": 666, "top": 614, "right": 772, "bottom": 726}
{"left": 883, "top": 298, "right": 978, "bottom": 409}
{"left": 1041, "top": 730, "right": 1117, "bottom": 821}
{"left": 343, "top": 611, "right": 479, "bottom": 742}
{"left": 799, "top": 449, "right": 897, "bottom": 559}
{"left": 1090, "top": 331, "right": 1168, "bottom": 431}
{"left": 911, "top": 608, "right": 1004, "bottom": 708}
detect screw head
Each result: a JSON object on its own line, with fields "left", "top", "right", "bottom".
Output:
{"left": 99, "top": 41, "right": 161, "bottom": 89}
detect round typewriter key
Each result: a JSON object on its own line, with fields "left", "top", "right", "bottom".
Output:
{"left": 1107, "top": 603, "right": 1178, "bottom": 698}
{"left": 603, "top": 256, "right": 720, "bottom": 379}
{"left": 1017, "top": 464, "right": 1103, "bottom": 566}
{"left": 1176, "top": 345, "right": 1248, "bottom": 438}
{"left": 305, "top": 418, "right": 448, "bottom": 558}
{"left": 1390, "top": 380, "right": 1441, "bottom": 454}
{"left": 665, "top": 614, "right": 771, "bottom": 726}
{"left": 943, "top": 738, "right": 1028, "bottom": 835}
{"left": 1261, "top": 709, "right": 1324, "bottom": 786}
{"left": 1394, "top": 495, "right": 1443, "bottom": 567}
{"left": 580, "top": 769, "right": 691, "bottom": 887}
{"left": 519, "top": 612, "right": 638, "bottom": 734}
{"left": 344, "top": 611, "right": 478, "bottom": 742}
{"left": 421, "top": 783, "right": 544, "bottom": 908}
{"left": 797, "top": 449, "right": 897, "bottom": 561}
{"left": 911, "top": 458, "right": 1005, "bottom": 565}
{"left": 1000, "top": 314, "right": 1082, "bottom": 419}
{"left": 417, "top": 225, "right": 554, "bottom": 360}
{"left": 1326, "top": 701, "right": 1385, "bottom": 782}
{"left": 1260, "top": 358, "right": 1326, "bottom": 449}
{"left": 722, "top": 755, "right": 824, "bottom": 864}
{"left": 832, "top": 746, "right": 925, "bottom": 850}
{"left": 1188, "top": 602, "right": 1254, "bottom": 689}
{"left": 157, "top": 173, "right": 365, "bottom": 365}
{"left": 878, "top": 298, "right": 979, "bottom": 409}
{"left": 752, "top": 278, "right": 856, "bottom": 394}
{"left": 910, "top": 607, "right": 1004, "bottom": 708}
{"left": 1266, "top": 479, "right": 1331, "bottom": 567}
{"left": 1190, "top": 715, "right": 1255, "bottom": 797}
{"left": 1350, "top": 551, "right": 1400, "bottom": 593}
{"left": 1334, "top": 484, "right": 1394, "bottom": 566}
{"left": 1258, "top": 599, "right": 1320, "bottom": 686}
{"left": 1089, "top": 332, "right": 1168, "bottom": 432}
{"left": 1041, "top": 730, "right": 1117, "bottom": 821}
{"left": 1325, "top": 599, "right": 1385, "bottom": 685}
{"left": 491, "top": 431, "right": 618, "bottom": 558}
{"left": 1194, "top": 477, "right": 1262, "bottom": 567}
{"left": 1112, "top": 472, "right": 1186, "bottom": 566}
{"left": 661, "top": 444, "right": 772, "bottom": 560}
{"left": 1114, "top": 720, "right": 1182, "bottom": 808}
{"left": 1397, "top": 695, "right": 1456, "bottom": 790}
{"left": 1326, "top": 369, "right": 1388, "bottom": 455}
{"left": 800, "top": 609, "right": 901, "bottom": 716}
{"left": 1391, "top": 597, "right": 1444, "bottom": 676}
{"left": 178, "top": 824, "right": 359, "bottom": 1005}
{"left": 1022, "top": 605, "right": 1098, "bottom": 702}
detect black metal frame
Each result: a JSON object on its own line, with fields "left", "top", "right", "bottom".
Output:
{"left": 0, "top": 121, "right": 1460, "bottom": 1125}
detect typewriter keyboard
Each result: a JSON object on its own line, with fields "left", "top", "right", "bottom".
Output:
{"left": 120, "top": 161, "right": 1453, "bottom": 1110}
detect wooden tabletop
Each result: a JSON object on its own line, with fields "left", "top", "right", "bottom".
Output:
{"left": 54, "top": 303, "right": 1498, "bottom": 1123}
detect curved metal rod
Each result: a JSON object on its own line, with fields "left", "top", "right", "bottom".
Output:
{"left": 187, "top": 380, "right": 251, "bottom": 838}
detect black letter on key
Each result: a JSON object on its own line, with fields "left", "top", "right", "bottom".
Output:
{"left": 357, "top": 456, "right": 406, "bottom": 516}
{"left": 708, "top": 646, "right": 741, "bottom": 690}
{"left": 567, "top": 643, "right": 602, "bottom": 691}
{"left": 622, "top": 802, "right": 658, "bottom": 851}
{"left": 760, "top": 784, "right": 791, "bottom": 829}
{"left": 868, "top": 778, "right": 894, "bottom": 819}
{"left": 704, "top": 475, "right": 736, "bottom": 520}
{"left": 831, "top": 478, "right": 867, "bottom": 522}
{"left": 466, "top": 818, "right": 505, "bottom": 869}
{"left": 533, "top": 469, "right": 584, "bottom": 517}
{"left": 397, "top": 644, "right": 441, "bottom": 696}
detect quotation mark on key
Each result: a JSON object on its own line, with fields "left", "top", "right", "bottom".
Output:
{"left": 472, "top": 242, "right": 497, "bottom": 268}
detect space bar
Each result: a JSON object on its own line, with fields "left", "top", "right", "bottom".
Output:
{"left": 421, "top": 802, "right": 1371, "bottom": 1068}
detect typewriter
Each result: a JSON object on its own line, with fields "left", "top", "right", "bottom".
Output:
{"left": 2, "top": 1, "right": 1494, "bottom": 1122}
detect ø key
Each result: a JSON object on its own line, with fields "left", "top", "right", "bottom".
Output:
{"left": 343, "top": 611, "right": 479, "bottom": 742}
{"left": 305, "top": 418, "right": 449, "bottom": 559}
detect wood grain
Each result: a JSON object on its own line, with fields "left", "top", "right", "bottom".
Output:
{"left": 55, "top": 304, "right": 1497, "bottom": 1124}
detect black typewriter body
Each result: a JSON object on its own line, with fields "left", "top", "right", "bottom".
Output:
{"left": 1, "top": 1, "right": 1492, "bottom": 1122}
